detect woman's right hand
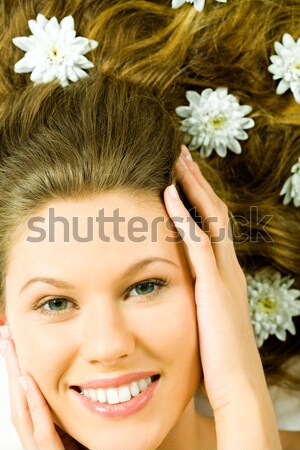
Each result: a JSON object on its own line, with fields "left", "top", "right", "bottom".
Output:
{"left": 0, "top": 325, "right": 82, "bottom": 450}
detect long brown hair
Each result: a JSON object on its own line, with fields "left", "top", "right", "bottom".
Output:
{"left": 0, "top": 0, "right": 299, "bottom": 390}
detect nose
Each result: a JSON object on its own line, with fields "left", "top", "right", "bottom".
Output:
{"left": 79, "top": 298, "right": 136, "bottom": 366}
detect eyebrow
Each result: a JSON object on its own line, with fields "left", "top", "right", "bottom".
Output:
{"left": 19, "top": 257, "right": 178, "bottom": 294}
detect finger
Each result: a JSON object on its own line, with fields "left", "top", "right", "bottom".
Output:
{"left": 0, "top": 334, "right": 37, "bottom": 450}
{"left": 19, "top": 374, "right": 64, "bottom": 450}
{"left": 163, "top": 184, "right": 222, "bottom": 294}
{"left": 180, "top": 147, "right": 237, "bottom": 249}
{"left": 175, "top": 153, "right": 231, "bottom": 239}
{"left": 174, "top": 155, "right": 238, "bottom": 274}
{"left": 181, "top": 145, "right": 217, "bottom": 199}
{"left": 176, "top": 152, "right": 247, "bottom": 296}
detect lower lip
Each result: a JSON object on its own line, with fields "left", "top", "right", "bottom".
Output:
{"left": 70, "top": 377, "right": 160, "bottom": 419}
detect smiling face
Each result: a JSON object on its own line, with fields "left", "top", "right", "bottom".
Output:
{"left": 5, "top": 191, "right": 201, "bottom": 450}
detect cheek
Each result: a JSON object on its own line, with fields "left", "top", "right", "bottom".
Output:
{"left": 145, "top": 291, "right": 201, "bottom": 407}
{"left": 11, "top": 317, "right": 73, "bottom": 388}
{"left": 140, "top": 290, "right": 200, "bottom": 375}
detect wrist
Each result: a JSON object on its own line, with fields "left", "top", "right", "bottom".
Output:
{"left": 214, "top": 382, "right": 282, "bottom": 450}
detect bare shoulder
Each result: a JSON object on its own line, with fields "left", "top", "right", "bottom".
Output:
{"left": 279, "top": 429, "right": 300, "bottom": 450}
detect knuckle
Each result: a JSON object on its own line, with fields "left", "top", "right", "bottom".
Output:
{"left": 179, "top": 169, "right": 189, "bottom": 185}
{"left": 199, "top": 231, "right": 211, "bottom": 247}
{"left": 217, "top": 199, "right": 229, "bottom": 216}
{"left": 190, "top": 161, "right": 201, "bottom": 174}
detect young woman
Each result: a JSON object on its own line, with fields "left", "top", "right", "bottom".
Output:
{"left": 0, "top": 73, "right": 281, "bottom": 449}
{"left": 0, "top": 0, "right": 299, "bottom": 449}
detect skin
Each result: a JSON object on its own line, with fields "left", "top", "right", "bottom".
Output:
{"left": 0, "top": 147, "right": 283, "bottom": 450}
{"left": 4, "top": 193, "right": 205, "bottom": 450}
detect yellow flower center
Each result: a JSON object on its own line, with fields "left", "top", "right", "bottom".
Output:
{"left": 211, "top": 116, "right": 226, "bottom": 127}
{"left": 258, "top": 297, "right": 276, "bottom": 313}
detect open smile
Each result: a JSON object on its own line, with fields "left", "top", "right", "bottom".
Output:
{"left": 70, "top": 374, "right": 161, "bottom": 418}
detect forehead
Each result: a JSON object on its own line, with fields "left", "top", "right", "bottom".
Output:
{"left": 7, "top": 190, "right": 183, "bottom": 274}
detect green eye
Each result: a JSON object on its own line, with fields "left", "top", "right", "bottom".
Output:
{"left": 35, "top": 297, "right": 78, "bottom": 317}
{"left": 46, "top": 298, "right": 70, "bottom": 311}
{"left": 128, "top": 280, "right": 167, "bottom": 299}
{"left": 134, "top": 282, "right": 155, "bottom": 295}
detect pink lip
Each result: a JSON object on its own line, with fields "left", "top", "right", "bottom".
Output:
{"left": 72, "top": 371, "right": 159, "bottom": 389}
{"left": 71, "top": 376, "right": 160, "bottom": 419}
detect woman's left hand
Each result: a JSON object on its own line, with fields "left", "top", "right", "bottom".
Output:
{"left": 163, "top": 145, "right": 281, "bottom": 449}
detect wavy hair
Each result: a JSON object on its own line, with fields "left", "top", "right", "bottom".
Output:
{"left": 0, "top": 0, "right": 299, "bottom": 389}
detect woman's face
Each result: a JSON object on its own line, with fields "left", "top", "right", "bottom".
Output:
{"left": 5, "top": 191, "right": 201, "bottom": 450}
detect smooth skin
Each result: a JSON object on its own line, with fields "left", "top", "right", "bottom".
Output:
{"left": 0, "top": 145, "right": 282, "bottom": 450}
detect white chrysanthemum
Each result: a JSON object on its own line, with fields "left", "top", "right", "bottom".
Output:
{"left": 175, "top": 88, "right": 255, "bottom": 158}
{"left": 12, "top": 13, "right": 98, "bottom": 87}
{"left": 172, "top": 0, "right": 227, "bottom": 12}
{"left": 247, "top": 268, "right": 300, "bottom": 348}
{"left": 280, "top": 157, "right": 300, "bottom": 207}
{"left": 268, "top": 33, "right": 300, "bottom": 104}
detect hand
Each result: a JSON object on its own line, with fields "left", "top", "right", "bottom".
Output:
{"left": 163, "top": 146, "right": 282, "bottom": 449}
{"left": 0, "top": 326, "right": 83, "bottom": 450}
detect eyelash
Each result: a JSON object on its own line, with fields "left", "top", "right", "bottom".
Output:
{"left": 34, "top": 278, "right": 169, "bottom": 317}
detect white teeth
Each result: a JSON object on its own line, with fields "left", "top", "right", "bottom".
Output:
{"left": 129, "top": 381, "right": 140, "bottom": 397}
{"left": 137, "top": 378, "right": 148, "bottom": 392}
{"left": 80, "top": 376, "right": 156, "bottom": 405}
{"left": 82, "top": 388, "right": 89, "bottom": 398}
{"left": 97, "top": 388, "right": 106, "bottom": 403}
{"left": 118, "top": 385, "right": 131, "bottom": 403}
{"left": 89, "top": 389, "right": 98, "bottom": 401}
{"left": 106, "top": 388, "right": 119, "bottom": 405}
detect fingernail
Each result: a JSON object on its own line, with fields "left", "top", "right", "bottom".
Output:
{"left": 169, "top": 184, "right": 179, "bottom": 200}
{"left": 0, "top": 325, "right": 11, "bottom": 340}
{"left": 19, "top": 376, "right": 29, "bottom": 393}
{"left": 181, "top": 145, "right": 192, "bottom": 160}
{"left": 177, "top": 156, "right": 188, "bottom": 170}
{"left": 0, "top": 340, "right": 10, "bottom": 359}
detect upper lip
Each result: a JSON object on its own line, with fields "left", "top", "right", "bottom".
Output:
{"left": 71, "top": 371, "right": 159, "bottom": 390}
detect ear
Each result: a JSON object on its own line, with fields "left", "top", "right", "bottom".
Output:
{"left": 0, "top": 312, "right": 7, "bottom": 326}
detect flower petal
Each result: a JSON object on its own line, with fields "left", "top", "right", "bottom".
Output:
{"left": 227, "top": 139, "right": 242, "bottom": 154}
{"left": 171, "top": 0, "right": 187, "bottom": 9}
{"left": 60, "top": 15, "right": 75, "bottom": 32}
{"left": 14, "top": 56, "right": 36, "bottom": 73}
{"left": 12, "top": 36, "right": 32, "bottom": 52}
{"left": 175, "top": 106, "right": 191, "bottom": 118}
{"left": 186, "top": 90, "right": 202, "bottom": 106}
{"left": 290, "top": 81, "right": 300, "bottom": 104}
{"left": 30, "top": 65, "right": 45, "bottom": 82}
{"left": 282, "top": 33, "right": 295, "bottom": 48}
{"left": 28, "top": 18, "right": 46, "bottom": 38}
{"left": 194, "top": 0, "right": 206, "bottom": 11}
{"left": 89, "top": 40, "right": 98, "bottom": 50}
{"left": 36, "top": 14, "right": 48, "bottom": 28}
{"left": 276, "top": 79, "right": 290, "bottom": 95}
{"left": 45, "top": 16, "right": 60, "bottom": 34}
